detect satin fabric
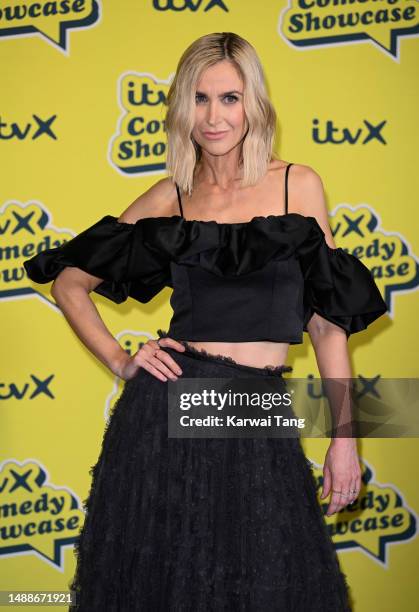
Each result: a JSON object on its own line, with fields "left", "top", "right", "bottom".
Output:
{"left": 23, "top": 213, "right": 388, "bottom": 340}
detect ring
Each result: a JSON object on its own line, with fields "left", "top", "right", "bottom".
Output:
{"left": 153, "top": 338, "right": 161, "bottom": 355}
{"left": 332, "top": 490, "right": 350, "bottom": 497}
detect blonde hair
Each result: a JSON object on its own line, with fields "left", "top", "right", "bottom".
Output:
{"left": 165, "top": 32, "right": 278, "bottom": 196}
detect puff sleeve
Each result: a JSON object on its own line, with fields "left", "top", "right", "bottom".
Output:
{"left": 301, "top": 241, "right": 388, "bottom": 337}
{"left": 23, "top": 215, "right": 171, "bottom": 304}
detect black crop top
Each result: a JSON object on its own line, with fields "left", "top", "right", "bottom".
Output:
{"left": 22, "top": 163, "right": 388, "bottom": 344}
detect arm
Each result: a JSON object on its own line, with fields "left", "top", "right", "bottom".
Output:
{"left": 290, "top": 164, "right": 362, "bottom": 516}
{"left": 51, "top": 269, "right": 130, "bottom": 377}
{"left": 50, "top": 177, "right": 179, "bottom": 378}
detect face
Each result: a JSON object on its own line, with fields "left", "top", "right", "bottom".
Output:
{"left": 191, "top": 60, "right": 248, "bottom": 157}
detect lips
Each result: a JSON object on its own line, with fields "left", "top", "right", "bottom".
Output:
{"left": 203, "top": 131, "right": 228, "bottom": 139}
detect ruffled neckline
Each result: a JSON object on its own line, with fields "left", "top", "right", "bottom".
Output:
{"left": 23, "top": 207, "right": 388, "bottom": 336}
{"left": 112, "top": 211, "right": 315, "bottom": 228}
{"left": 107, "top": 210, "right": 346, "bottom": 280}
{"left": 108, "top": 212, "right": 343, "bottom": 254}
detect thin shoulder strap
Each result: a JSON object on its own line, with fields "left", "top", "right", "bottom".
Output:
{"left": 175, "top": 182, "right": 184, "bottom": 217}
{"left": 284, "top": 163, "right": 293, "bottom": 215}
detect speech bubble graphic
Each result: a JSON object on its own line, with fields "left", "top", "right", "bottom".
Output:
{"left": 0, "top": 459, "right": 85, "bottom": 569}
{"left": 0, "top": 0, "right": 101, "bottom": 53}
{"left": 328, "top": 204, "right": 419, "bottom": 318}
{"left": 309, "top": 457, "right": 417, "bottom": 565}
{"left": 279, "top": 0, "right": 419, "bottom": 60}
{"left": 109, "top": 71, "right": 173, "bottom": 177}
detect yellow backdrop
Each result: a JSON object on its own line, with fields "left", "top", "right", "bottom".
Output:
{"left": 1, "top": 1, "right": 419, "bottom": 610}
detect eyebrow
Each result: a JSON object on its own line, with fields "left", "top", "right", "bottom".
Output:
{"left": 196, "top": 90, "right": 243, "bottom": 96}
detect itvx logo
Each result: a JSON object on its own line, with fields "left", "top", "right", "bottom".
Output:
{"left": 0, "top": 459, "right": 85, "bottom": 569}
{"left": 310, "top": 458, "right": 417, "bottom": 565}
{"left": 0, "top": 0, "right": 101, "bottom": 54}
{"left": 1, "top": 373, "right": 55, "bottom": 401}
{"left": 109, "top": 72, "right": 173, "bottom": 176}
{"left": 152, "top": 0, "right": 229, "bottom": 11}
{"left": 0, "top": 114, "right": 57, "bottom": 142}
{"left": 279, "top": 0, "right": 419, "bottom": 60}
{"left": 312, "top": 118, "right": 387, "bottom": 145}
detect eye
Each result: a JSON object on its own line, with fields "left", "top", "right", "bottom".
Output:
{"left": 224, "top": 95, "right": 239, "bottom": 103}
{"left": 195, "top": 94, "right": 239, "bottom": 104}
{"left": 195, "top": 94, "right": 206, "bottom": 104}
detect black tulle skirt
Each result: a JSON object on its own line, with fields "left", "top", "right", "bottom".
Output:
{"left": 68, "top": 338, "right": 352, "bottom": 611}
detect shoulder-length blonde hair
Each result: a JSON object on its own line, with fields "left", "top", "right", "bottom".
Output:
{"left": 165, "top": 32, "right": 278, "bottom": 196}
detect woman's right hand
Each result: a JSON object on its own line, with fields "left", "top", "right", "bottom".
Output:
{"left": 117, "top": 335, "right": 185, "bottom": 382}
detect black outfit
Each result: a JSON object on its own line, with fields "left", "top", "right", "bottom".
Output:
{"left": 23, "top": 163, "right": 387, "bottom": 344}
{"left": 22, "top": 163, "right": 388, "bottom": 611}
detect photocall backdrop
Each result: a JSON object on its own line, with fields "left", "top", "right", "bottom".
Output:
{"left": 1, "top": 1, "right": 419, "bottom": 610}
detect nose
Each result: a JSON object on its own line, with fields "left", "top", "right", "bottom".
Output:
{"left": 207, "top": 100, "right": 221, "bottom": 126}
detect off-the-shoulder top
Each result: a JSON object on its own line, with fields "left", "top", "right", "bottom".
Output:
{"left": 22, "top": 163, "right": 388, "bottom": 344}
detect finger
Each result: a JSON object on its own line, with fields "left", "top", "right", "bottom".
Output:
{"left": 352, "top": 476, "right": 362, "bottom": 502}
{"left": 135, "top": 345, "right": 173, "bottom": 381}
{"left": 347, "top": 479, "right": 358, "bottom": 505}
{"left": 344, "top": 481, "right": 355, "bottom": 506}
{"left": 350, "top": 474, "right": 362, "bottom": 503}
{"left": 142, "top": 340, "right": 160, "bottom": 354}
{"left": 321, "top": 466, "right": 331, "bottom": 499}
{"left": 140, "top": 362, "right": 168, "bottom": 382}
{"left": 339, "top": 479, "right": 354, "bottom": 510}
{"left": 326, "top": 493, "right": 341, "bottom": 516}
{"left": 146, "top": 353, "right": 180, "bottom": 380}
{"left": 341, "top": 494, "right": 352, "bottom": 510}
{"left": 157, "top": 336, "right": 186, "bottom": 352}
{"left": 327, "top": 494, "right": 346, "bottom": 516}
{"left": 326, "top": 481, "right": 348, "bottom": 515}
{"left": 153, "top": 349, "right": 183, "bottom": 375}
{"left": 136, "top": 344, "right": 179, "bottom": 379}
{"left": 336, "top": 479, "right": 351, "bottom": 509}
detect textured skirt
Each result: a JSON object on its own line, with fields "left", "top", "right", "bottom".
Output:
{"left": 68, "top": 337, "right": 352, "bottom": 611}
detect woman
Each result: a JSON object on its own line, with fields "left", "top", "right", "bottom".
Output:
{"left": 23, "top": 32, "right": 387, "bottom": 611}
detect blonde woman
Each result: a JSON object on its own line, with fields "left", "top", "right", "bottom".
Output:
{"left": 24, "top": 32, "right": 387, "bottom": 611}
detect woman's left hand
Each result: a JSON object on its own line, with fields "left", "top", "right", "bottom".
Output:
{"left": 320, "top": 439, "right": 362, "bottom": 516}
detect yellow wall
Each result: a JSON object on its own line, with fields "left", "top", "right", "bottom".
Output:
{"left": 1, "top": 1, "right": 418, "bottom": 609}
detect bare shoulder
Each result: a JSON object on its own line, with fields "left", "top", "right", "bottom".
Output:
{"left": 117, "top": 176, "right": 179, "bottom": 224}
{"left": 287, "top": 163, "right": 336, "bottom": 248}
{"left": 268, "top": 158, "right": 290, "bottom": 172}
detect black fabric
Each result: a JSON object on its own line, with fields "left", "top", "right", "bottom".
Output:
{"left": 23, "top": 212, "right": 387, "bottom": 340}
{"left": 68, "top": 345, "right": 352, "bottom": 611}
{"left": 301, "top": 241, "right": 388, "bottom": 337}
{"left": 167, "top": 258, "right": 306, "bottom": 343}
{"left": 22, "top": 215, "right": 170, "bottom": 304}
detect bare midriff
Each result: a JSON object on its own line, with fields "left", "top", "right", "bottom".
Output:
{"left": 182, "top": 340, "right": 290, "bottom": 369}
